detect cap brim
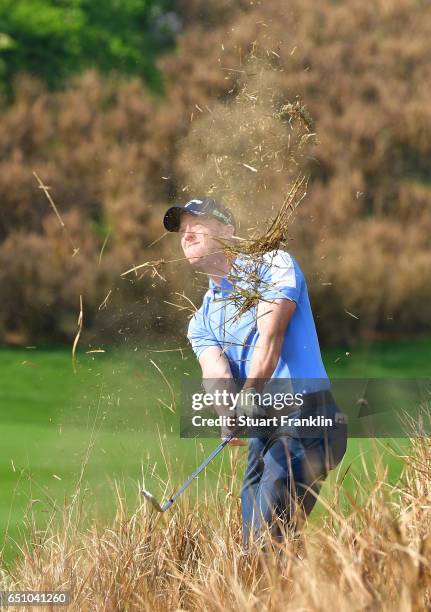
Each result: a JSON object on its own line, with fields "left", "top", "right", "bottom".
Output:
{"left": 163, "top": 206, "right": 185, "bottom": 232}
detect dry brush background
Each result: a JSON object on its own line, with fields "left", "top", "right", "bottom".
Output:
{"left": 1, "top": 0, "right": 430, "bottom": 346}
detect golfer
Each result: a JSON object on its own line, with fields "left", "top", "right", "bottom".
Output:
{"left": 163, "top": 197, "right": 347, "bottom": 545}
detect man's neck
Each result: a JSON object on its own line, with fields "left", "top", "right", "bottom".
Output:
{"left": 203, "top": 254, "right": 233, "bottom": 287}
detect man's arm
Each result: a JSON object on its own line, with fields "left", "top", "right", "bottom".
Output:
{"left": 244, "top": 298, "right": 296, "bottom": 392}
{"left": 199, "top": 345, "right": 233, "bottom": 379}
{"left": 198, "top": 346, "right": 245, "bottom": 445}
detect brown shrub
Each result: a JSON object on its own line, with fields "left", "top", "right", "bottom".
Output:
{"left": 1, "top": 0, "right": 431, "bottom": 344}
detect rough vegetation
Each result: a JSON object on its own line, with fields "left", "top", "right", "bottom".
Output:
{"left": 2, "top": 436, "right": 431, "bottom": 610}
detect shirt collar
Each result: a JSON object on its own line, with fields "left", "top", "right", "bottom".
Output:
{"left": 209, "top": 276, "right": 234, "bottom": 295}
{"left": 208, "top": 256, "right": 245, "bottom": 295}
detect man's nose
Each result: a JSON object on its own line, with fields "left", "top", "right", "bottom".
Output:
{"left": 183, "top": 228, "right": 195, "bottom": 242}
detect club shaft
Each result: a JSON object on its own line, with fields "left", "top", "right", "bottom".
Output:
{"left": 162, "top": 428, "right": 241, "bottom": 510}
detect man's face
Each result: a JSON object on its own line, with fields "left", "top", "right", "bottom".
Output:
{"left": 179, "top": 214, "right": 232, "bottom": 267}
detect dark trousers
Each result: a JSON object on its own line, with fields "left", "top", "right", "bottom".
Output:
{"left": 241, "top": 402, "right": 347, "bottom": 545}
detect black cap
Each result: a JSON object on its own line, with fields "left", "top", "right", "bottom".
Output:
{"left": 163, "top": 197, "right": 236, "bottom": 232}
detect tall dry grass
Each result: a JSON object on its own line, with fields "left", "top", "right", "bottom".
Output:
{"left": 1, "top": 435, "right": 430, "bottom": 611}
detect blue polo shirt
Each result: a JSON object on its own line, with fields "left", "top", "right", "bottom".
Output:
{"left": 187, "top": 250, "right": 329, "bottom": 393}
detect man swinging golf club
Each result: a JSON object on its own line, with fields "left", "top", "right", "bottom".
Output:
{"left": 162, "top": 196, "right": 347, "bottom": 546}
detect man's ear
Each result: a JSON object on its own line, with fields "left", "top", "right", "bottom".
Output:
{"left": 223, "top": 224, "right": 235, "bottom": 239}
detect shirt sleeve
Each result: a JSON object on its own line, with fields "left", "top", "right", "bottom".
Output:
{"left": 187, "top": 309, "right": 221, "bottom": 359}
{"left": 257, "top": 250, "right": 302, "bottom": 303}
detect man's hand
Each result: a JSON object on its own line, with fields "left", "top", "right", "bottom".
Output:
{"left": 235, "top": 387, "right": 267, "bottom": 419}
{"left": 221, "top": 432, "right": 247, "bottom": 446}
{"left": 227, "top": 437, "right": 247, "bottom": 446}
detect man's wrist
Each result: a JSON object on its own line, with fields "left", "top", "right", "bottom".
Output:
{"left": 235, "top": 387, "right": 267, "bottom": 419}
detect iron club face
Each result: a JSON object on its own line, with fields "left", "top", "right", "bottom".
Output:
{"left": 141, "top": 489, "right": 164, "bottom": 512}
{"left": 141, "top": 489, "right": 174, "bottom": 513}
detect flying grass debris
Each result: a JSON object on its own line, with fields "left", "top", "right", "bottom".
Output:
{"left": 242, "top": 163, "right": 258, "bottom": 172}
{"left": 98, "top": 289, "right": 112, "bottom": 311}
{"left": 121, "top": 253, "right": 225, "bottom": 280}
{"left": 276, "top": 99, "right": 315, "bottom": 134}
{"left": 157, "top": 398, "right": 175, "bottom": 414}
{"left": 149, "top": 358, "right": 177, "bottom": 412}
{"left": 345, "top": 310, "right": 360, "bottom": 320}
{"left": 225, "top": 173, "right": 308, "bottom": 258}
{"left": 163, "top": 292, "right": 198, "bottom": 315}
{"left": 98, "top": 230, "right": 111, "bottom": 264}
{"left": 72, "top": 295, "right": 83, "bottom": 374}
{"left": 121, "top": 258, "right": 166, "bottom": 278}
{"left": 120, "top": 168, "right": 308, "bottom": 320}
{"left": 32, "top": 174, "right": 88, "bottom": 373}
{"left": 122, "top": 89, "right": 315, "bottom": 322}
{"left": 33, "top": 171, "right": 80, "bottom": 257}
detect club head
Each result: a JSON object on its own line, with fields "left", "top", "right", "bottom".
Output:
{"left": 141, "top": 489, "right": 164, "bottom": 512}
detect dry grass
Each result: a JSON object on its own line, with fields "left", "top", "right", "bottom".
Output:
{"left": 226, "top": 173, "right": 308, "bottom": 258}
{"left": 1, "top": 436, "right": 430, "bottom": 611}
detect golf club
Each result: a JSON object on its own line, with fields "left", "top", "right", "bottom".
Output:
{"left": 142, "top": 427, "right": 241, "bottom": 513}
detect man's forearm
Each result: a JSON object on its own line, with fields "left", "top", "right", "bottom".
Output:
{"left": 243, "top": 298, "right": 295, "bottom": 392}
{"left": 202, "top": 376, "right": 237, "bottom": 435}
{"left": 243, "top": 333, "right": 284, "bottom": 392}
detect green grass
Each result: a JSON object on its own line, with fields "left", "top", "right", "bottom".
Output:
{"left": 324, "top": 338, "right": 431, "bottom": 377}
{"left": 1, "top": 339, "right": 430, "bottom": 563}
